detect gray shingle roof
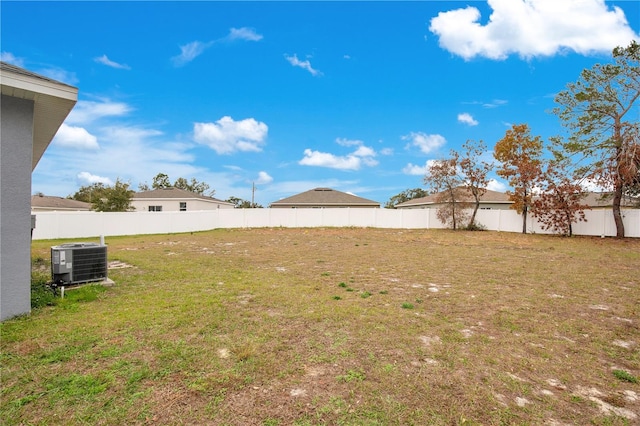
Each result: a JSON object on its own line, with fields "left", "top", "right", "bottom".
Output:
{"left": 396, "top": 188, "right": 512, "bottom": 207}
{"left": 581, "top": 192, "right": 639, "bottom": 208}
{"left": 270, "top": 188, "right": 380, "bottom": 207}
{"left": 31, "top": 195, "right": 91, "bottom": 210}
{"left": 1, "top": 61, "right": 76, "bottom": 88}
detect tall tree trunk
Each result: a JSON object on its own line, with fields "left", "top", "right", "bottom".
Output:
{"left": 566, "top": 210, "right": 573, "bottom": 237}
{"left": 613, "top": 118, "right": 626, "bottom": 238}
{"left": 451, "top": 192, "right": 457, "bottom": 230}
{"left": 469, "top": 201, "right": 479, "bottom": 228}
{"left": 612, "top": 181, "right": 625, "bottom": 238}
{"left": 522, "top": 205, "right": 527, "bottom": 234}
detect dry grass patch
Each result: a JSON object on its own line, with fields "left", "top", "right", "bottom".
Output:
{"left": 2, "top": 228, "right": 639, "bottom": 425}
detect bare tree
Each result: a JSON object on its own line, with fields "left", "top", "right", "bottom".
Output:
{"left": 459, "top": 139, "right": 493, "bottom": 229}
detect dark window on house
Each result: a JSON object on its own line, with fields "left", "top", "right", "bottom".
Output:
{"left": 148, "top": 206, "right": 162, "bottom": 212}
{"left": 179, "top": 202, "right": 187, "bottom": 211}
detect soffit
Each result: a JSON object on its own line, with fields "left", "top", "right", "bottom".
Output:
{"left": 1, "top": 63, "right": 78, "bottom": 169}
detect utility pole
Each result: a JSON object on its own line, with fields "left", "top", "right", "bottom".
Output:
{"left": 251, "top": 182, "right": 255, "bottom": 207}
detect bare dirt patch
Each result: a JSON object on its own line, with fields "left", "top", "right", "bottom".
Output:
{"left": 6, "top": 228, "right": 640, "bottom": 425}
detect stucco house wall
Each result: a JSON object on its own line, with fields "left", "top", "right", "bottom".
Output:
{"left": 397, "top": 201, "right": 512, "bottom": 210}
{"left": 131, "top": 188, "right": 235, "bottom": 212}
{"left": 1, "top": 95, "right": 35, "bottom": 320}
{"left": 395, "top": 189, "right": 513, "bottom": 211}
{"left": 1, "top": 62, "right": 77, "bottom": 321}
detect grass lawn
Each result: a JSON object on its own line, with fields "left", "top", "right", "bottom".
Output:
{"left": 2, "top": 228, "right": 639, "bottom": 425}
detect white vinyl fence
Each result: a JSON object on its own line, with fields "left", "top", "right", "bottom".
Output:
{"left": 31, "top": 208, "right": 640, "bottom": 240}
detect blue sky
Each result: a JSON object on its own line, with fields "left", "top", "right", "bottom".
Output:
{"left": 2, "top": 1, "right": 639, "bottom": 206}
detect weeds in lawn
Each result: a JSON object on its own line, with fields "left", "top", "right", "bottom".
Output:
{"left": 613, "top": 369, "right": 638, "bottom": 383}
{"left": 337, "top": 369, "right": 366, "bottom": 382}
{"left": 30, "top": 271, "right": 57, "bottom": 309}
{"left": 2, "top": 228, "right": 638, "bottom": 425}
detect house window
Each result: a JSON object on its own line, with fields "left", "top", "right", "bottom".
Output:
{"left": 179, "top": 202, "right": 187, "bottom": 212}
{"left": 148, "top": 206, "right": 162, "bottom": 212}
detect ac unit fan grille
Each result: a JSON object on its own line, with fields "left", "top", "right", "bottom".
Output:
{"left": 71, "top": 247, "right": 108, "bottom": 283}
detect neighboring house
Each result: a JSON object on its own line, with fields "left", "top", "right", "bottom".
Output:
{"left": 396, "top": 188, "right": 513, "bottom": 210}
{"left": 131, "top": 187, "right": 235, "bottom": 212}
{"left": 582, "top": 192, "right": 639, "bottom": 209}
{"left": 270, "top": 187, "right": 380, "bottom": 208}
{"left": 31, "top": 194, "right": 91, "bottom": 212}
{"left": 1, "top": 61, "right": 78, "bottom": 320}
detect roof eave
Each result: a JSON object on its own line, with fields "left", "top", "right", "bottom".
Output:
{"left": 1, "top": 64, "right": 78, "bottom": 170}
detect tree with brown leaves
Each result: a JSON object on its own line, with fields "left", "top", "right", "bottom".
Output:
{"left": 424, "top": 154, "right": 471, "bottom": 230}
{"left": 532, "top": 162, "right": 590, "bottom": 237}
{"left": 459, "top": 139, "right": 493, "bottom": 229}
{"left": 494, "top": 124, "right": 543, "bottom": 234}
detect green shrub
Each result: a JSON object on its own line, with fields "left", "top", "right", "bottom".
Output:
{"left": 613, "top": 369, "right": 638, "bottom": 383}
{"left": 465, "top": 222, "right": 487, "bottom": 231}
{"left": 31, "top": 271, "right": 57, "bottom": 309}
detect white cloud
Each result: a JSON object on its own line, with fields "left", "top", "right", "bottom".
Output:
{"left": 429, "top": 0, "right": 640, "bottom": 60}
{"left": 402, "top": 132, "right": 446, "bottom": 154}
{"left": 336, "top": 138, "right": 377, "bottom": 159}
{"left": 298, "top": 138, "right": 378, "bottom": 170}
{"left": 53, "top": 124, "right": 99, "bottom": 149}
{"left": 33, "top": 122, "right": 204, "bottom": 197}
{"left": 66, "top": 99, "right": 132, "bottom": 125}
{"left": 94, "top": 54, "right": 130, "bottom": 70}
{"left": 0, "top": 52, "right": 24, "bottom": 67}
{"left": 458, "top": 112, "right": 479, "bottom": 126}
{"left": 402, "top": 163, "right": 428, "bottom": 176}
{"left": 256, "top": 171, "right": 273, "bottom": 185}
{"left": 353, "top": 145, "right": 376, "bottom": 158}
{"left": 580, "top": 178, "right": 612, "bottom": 192}
{"left": 285, "top": 54, "right": 322, "bottom": 76}
{"left": 39, "top": 67, "right": 78, "bottom": 86}
{"left": 487, "top": 179, "right": 507, "bottom": 192}
{"left": 227, "top": 27, "right": 263, "bottom": 42}
{"left": 299, "top": 138, "right": 378, "bottom": 170}
{"left": 193, "top": 116, "right": 268, "bottom": 154}
{"left": 299, "top": 149, "right": 362, "bottom": 170}
{"left": 172, "top": 40, "right": 213, "bottom": 67}
{"left": 77, "top": 171, "right": 113, "bottom": 186}
{"left": 483, "top": 99, "right": 508, "bottom": 108}
{"left": 336, "top": 138, "right": 362, "bottom": 147}
{"left": 171, "top": 28, "right": 261, "bottom": 67}
{"left": 403, "top": 159, "right": 438, "bottom": 176}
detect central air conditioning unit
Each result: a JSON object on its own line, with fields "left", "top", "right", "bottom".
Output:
{"left": 51, "top": 243, "right": 108, "bottom": 285}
